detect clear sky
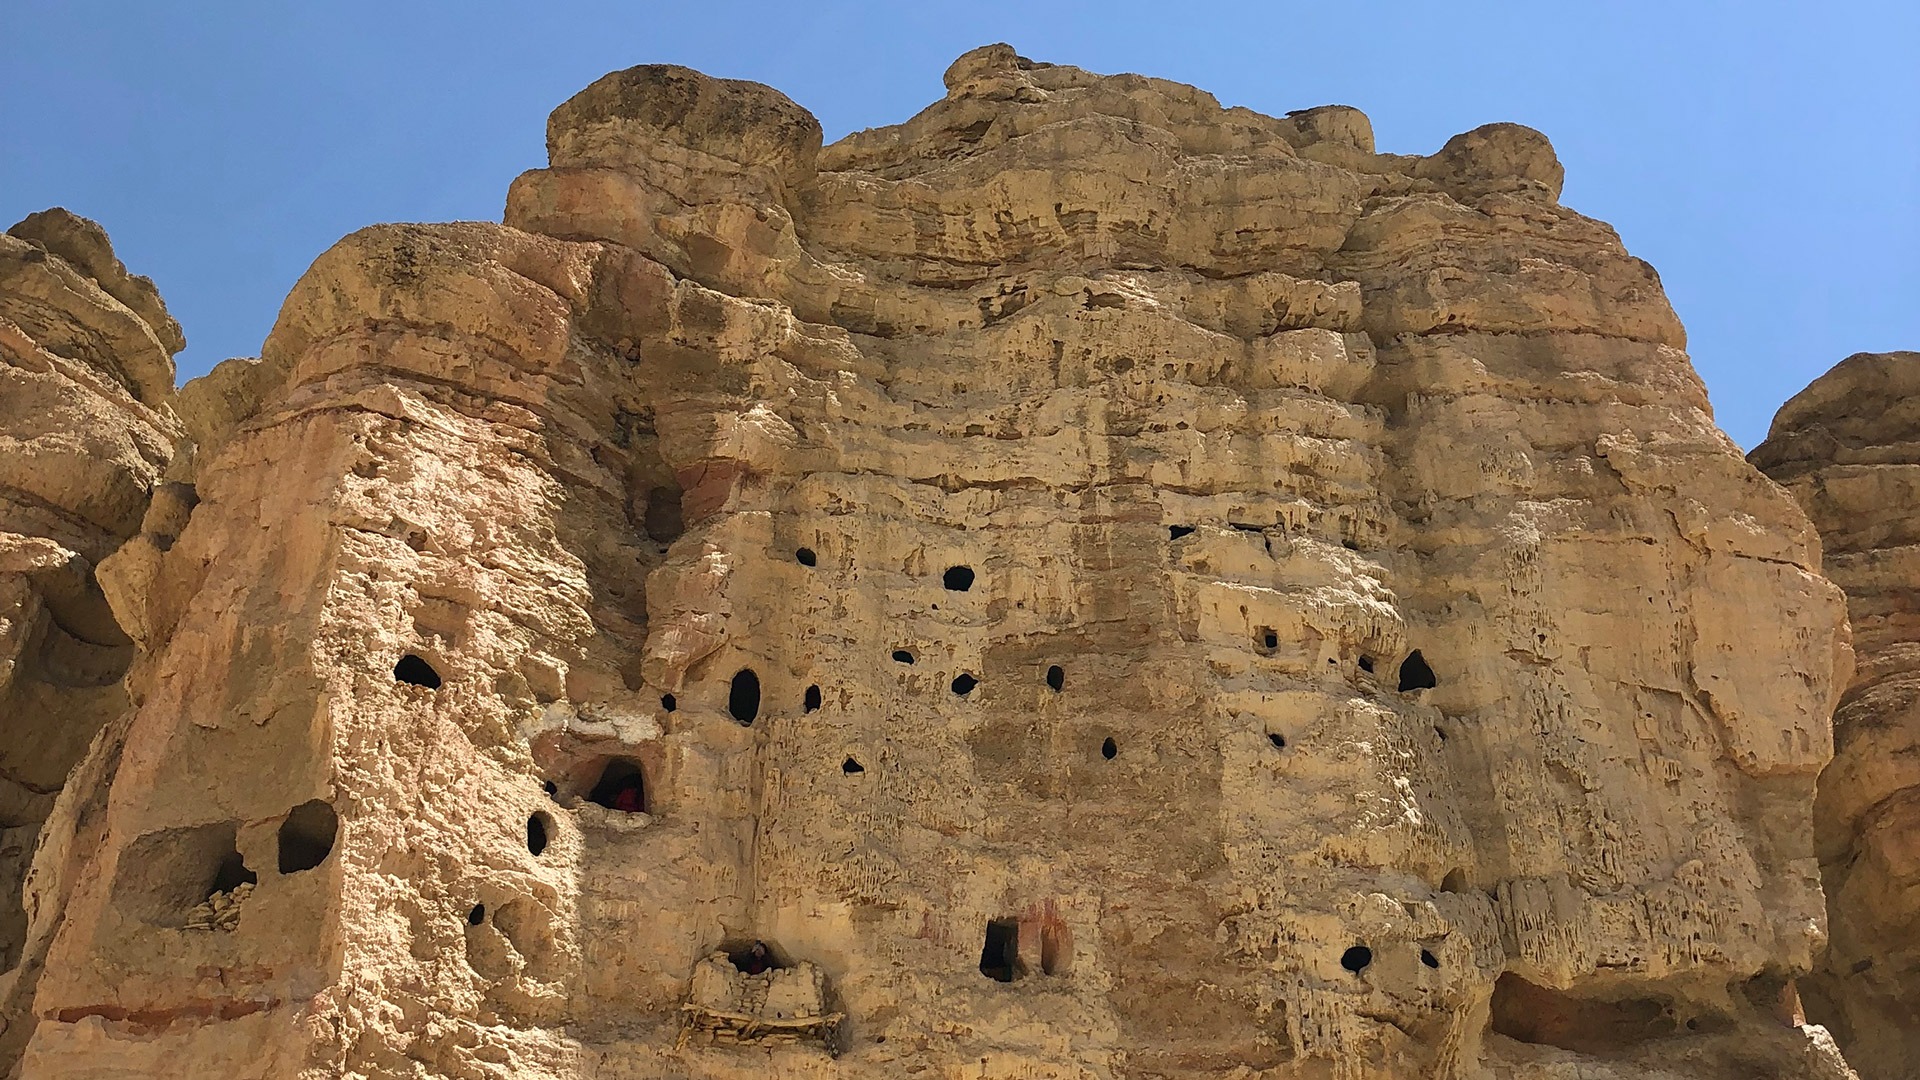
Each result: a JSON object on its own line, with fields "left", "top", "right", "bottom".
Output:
{"left": 5, "top": 0, "right": 1915, "bottom": 448}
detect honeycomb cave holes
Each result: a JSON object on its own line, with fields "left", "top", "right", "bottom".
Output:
{"left": 804, "top": 684, "right": 822, "bottom": 712}
{"left": 1046, "top": 665, "right": 1065, "bottom": 692}
{"left": 1101, "top": 737, "right": 1118, "bottom": 760}
{"left": 276, "top": 799, "right": 338, "bottom": 874}
{"left": 394, "top": 653, "right": 441, "bottom": 689}
{"left": 1341, "top": 945, "right": 1373, "bottom": 973}
{"left": 587, "top": 758, "right": 647, "bottom": 814}
{"left": 795, "top": 547, "right": 817, "bottom": 567}
{"left": 951, "top": 673, "right": 978, "bottom": 696}
{"left": 526, "top": 812, "right": 553, "bottom": 856}
{"left": 1398, "top": 650, "right": 1438, "bottom": 692}
{"left": 943, "top": 565, "right": 976, "bottom": 591}
{"left": 979, "top": 918, "right": 1021, "bottom": 982}
{"left": 729, "top": 668, "right": 761, "bottom": 724}
{"left": 892, "top": 649, "right": 916, "bottom": 665}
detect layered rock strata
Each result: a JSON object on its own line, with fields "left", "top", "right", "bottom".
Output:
{"left": 1753, "top": 351, "right": 1920, "bottom": 1080}
{"left": 6, "top": 46, "right": 1860, "bottom": 1080}
{"left": 0, "top": 209, "right": 183, "bottom": 1068}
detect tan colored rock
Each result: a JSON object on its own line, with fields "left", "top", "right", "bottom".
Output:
{"left": 0, "top": 210, "right": 181, "bottom": 1074}
{"left": 1752, "top": 351, "right": 1920, "bottom": 1080}
{"left": 7, "top": 48, "right": 1861, "bottom": 1080}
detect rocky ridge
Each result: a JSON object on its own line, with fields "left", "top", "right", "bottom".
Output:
{"left": 0, "top": 44, "right": 1864, "bottom": 1080}
{"left": 1753, "top": 351, "right": 1920, "bottom": 1080}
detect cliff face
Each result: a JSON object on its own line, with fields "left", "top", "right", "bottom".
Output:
{"left": 1, "top": 46, "right": 1861, "bottom": 1080}
{"left": 1752, "top": 352, "right": 1920, "bottom": 1080}
{"left": 0, "top": 209, "right": 183, "bottom": 1067}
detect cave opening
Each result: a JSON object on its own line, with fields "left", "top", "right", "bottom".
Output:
{"left": 209, "top": 850, "right": 257, "bottom": 899}
{"left": 587, "top": 758, "right": 647, "bottom": 813}
{"left": 1169, "top": 525, "right": 1195, "bottom": 540}
{"left": 467, "top": 903, "right": 486, "bottom": 925}
{"left": 1398, "top": 650, "right": 1437, "bottom": 692}
{"left": 943, "top": 565, "right": 976, "bottom": 591}
{"left": 843, "top": 756, "right": 865, "bottom": 774}
{"left": 643, "top": 484, "right": 684, "bottom": 543}
{"left": 1268, "top": 732, "right": 1287, "bottom": 749}
{"left": 526, "top": 812, "right": 552, "bottom": 856}
{"left": 729, "top": 669, "right": 760, "bottom": 724}
{"left": 979, "top": 918, "right": 1021, "bottom": 982}
{"left": 1046, "top": 665, "right": 1065, "bottom": 692}
{"left": 952, "top": 673, "right": 978, "bottom": 695}
{"left": 277, "top": 799, "right": 338, "bottom": 874}
{"left": 892, "top": 649, "right": 915, "bottom": 664}
{"left": 394, "top": 654, "right": 441, "bottom": 689}
{"left": 1488, "top": 972, "right": 1677, "bottom": 1053}
{"left": 661, "top": 692, "right": 677, "bottom": 712}
{"left": 1101, "top": 737, "right": 1117, "bottom": 760}
{"left": 1341, "top": 945, "right": 1373, "bottom": 973}
{"left": 804, "top": 684, "right": 822, "bottom": 712}
{"left": 795, "top": 547, "right": 817, "bottom": 567}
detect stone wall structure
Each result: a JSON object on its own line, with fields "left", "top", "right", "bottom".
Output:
{"left": 0, "top": 46, "right": 1866, "bottom": 1080}
{"left": 1753, "top": 351, "right": 1920, "bottom": 1080}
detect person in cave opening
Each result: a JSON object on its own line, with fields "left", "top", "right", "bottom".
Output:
{"left": 738, "top": 941, "right": 772, "bottom": 975}
{"left": 608, "top": 775, "right": 645, "bottom": 813}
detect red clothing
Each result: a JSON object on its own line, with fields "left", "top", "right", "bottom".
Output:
{"left": 611, "top": 787, "right": 643, "bottom": 813}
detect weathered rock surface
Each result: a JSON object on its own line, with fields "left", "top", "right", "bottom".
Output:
{"left": 1753, "top": 351, "right": 1920, "bottom": 1080}
{"left": 3, "top": 46, "right": 1863, "bottom": 1080}
{"left": 0, "top": 208, "right": 182, "bottom": 1070}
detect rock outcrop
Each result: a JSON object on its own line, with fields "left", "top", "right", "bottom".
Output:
{"left": 0, "top": 208, "right": 183, "bottom": 1069}
{"left": 1753, "top": 351, "right": 1920, "bottom": 1080}
{"left": 2, "top": 46, "right": 1862, "bottom": 1079}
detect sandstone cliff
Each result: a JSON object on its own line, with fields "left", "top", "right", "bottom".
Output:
{"left": 1753, "top": 351, "right": 1920, "bottom": 1080}
{"left": 0, "top": 46, "right": 1862, "bottom": 1080}
{"left": 0, "top": 208, "right": 184, "bottom": 1067}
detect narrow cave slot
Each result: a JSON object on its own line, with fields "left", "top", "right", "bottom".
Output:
{"left": 526, "top": 812, "right": 552, "bottom": 856}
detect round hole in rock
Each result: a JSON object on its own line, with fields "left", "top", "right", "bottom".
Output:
{"left": 1046, "top": 665, "right": 1065, "bottom": 692}
{"left": 729, "top": 669, "right": 760, "bottom": 724}
{"left": 526, "top": 812, "right": 552, "bottom": 856}
{"left": 661, "top": 693, "right": 677, "bottom": 712}
{"left": 1359, "top": 656, "right": 1375, "bottom": 673}
{"left": 951, "top": 673, "right": 978, "bottom": 695}
{"left": 1169, "top": 525, "right": 1195, "bottom": 540}
{"left": 1341, "top": 945, "right": 1373, "bottom": 973}
{"left": 1101, "top": 737, "right": 1117, "bottom": 760}
{"left": 1441, "top": 868, "right": 1468, "bottom": 893}
{"left": 587, "top": 758, "right": 646, "bottom": 813}
{"left": 543, "top": 780, "right": 558, "bottom": 797}
{"left": 795, "top": 547, "right": 817, "bottom": 567}
{"left": 1398, "top": 650, "right": 1438, "bottom": 692}
{"left": 892, "top": 650, "right": 915, "bottom": 665}
{"left": 1421, "top": 949, "right": 1440, "bottom": 969}
{"left": 843, "top": 756, "right": 865, "bottom": 774}
{"left": 277, "top": 799, "right": 339, "bottom": 874}
{"left": 943, "top": 565, "right": 975, "bottom": 591}
{"left": 468, "top": 903, "right": 486, "bottom": 926}
{"left": 1268, "top": 732, "right": 1287, "bottom": 750}
{"left": 804, "top": 684, "right": 822, "bottom": 712}
{"left": 1261, "top": 630, "right": 1279, "bottom": 650}
{"left": 394, "top": 654, "right": 441, "bottom": 689}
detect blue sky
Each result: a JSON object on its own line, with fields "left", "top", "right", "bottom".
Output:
{"left": 5, "top": 1, "right": 1915, "bottom": 448}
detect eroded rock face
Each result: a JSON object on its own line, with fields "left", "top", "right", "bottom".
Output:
{"left": 9, "top": 47, "right": 1858, "bottom": 1079}
{"left": 0, "top": 208, "right": 182, "bottom": 1071}
{"left": 1752, "top": 351, "right": 1920, "bottom": 1080}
